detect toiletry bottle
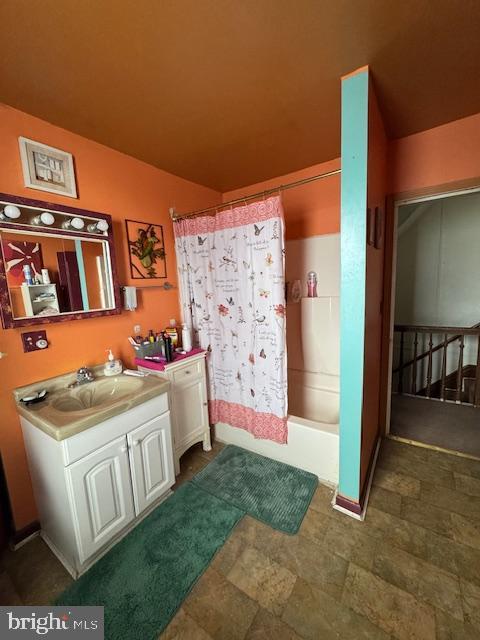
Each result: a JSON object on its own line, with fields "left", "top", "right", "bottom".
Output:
{"left": 164, "top": 334, "right": 173, "bottom": 362}
{"left": 148, "top": 329, "right": 155, "bottom": 344}
{"left": 157, "top": 333, "right": 166, "bottom": 358}
{"left": 23, "top": 264, "right": 33, "bottom": 285}
{"left": 307, "top": 271, "right": 318, "bottom": 297}
{"left": 182, "top": 324, "right": 192, "bottom": 352}
{"left": 104, "top": 349, "right": 123, "bottom": 376}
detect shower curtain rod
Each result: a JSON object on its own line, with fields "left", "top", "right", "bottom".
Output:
{"left": 170, "top": 168, "right": 341, "bottom": 221}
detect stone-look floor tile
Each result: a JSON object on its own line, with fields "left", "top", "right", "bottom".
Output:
{"left": 365, "top": 507, "right": 458, "bottom": 575}
{"left": 245, "top": 608, "right": 303, "bottom": 640}
{"left": 227, "top": 546, "right": 296, "bottom": 616}
{"left": 454, "top": 472, "right": 480, "bottom": 498}
{"left": 421, "top": 482, "right": 480, "bottom": 519}
{"left": 378, "top": 451, "right": 455, "bottom": 489}
{"left": 401, "top": 497, "right": 454, "bottom": 538}
{"left": 308, "top": 483, "right": 335, "bottom": 515}
{"left": 372, "top": 467, "right": 421, "bottom": 498}
{"left": 282, "top": 577, "right": 390, "bottom": 640}
{"left": 2, "top": 537, "right": 72, "bottom": 605}
{"left": 0, "top": 571, "right": 22, "bottom": 605}
{"left": 297, "top": 508, "right": 329, "bottom": 545}
{"left": 183, "top": 567, "right": 258, "bottom": 640}
{"left": 160, "top": 608, "right": 214, "bottom": 640}
{"left": 269, "top": 534, "right": 348, "bottom": 600}
{"left": 373, "top": 542, "right": 463, "bottom": 620}
{"left": 380, "top": 439, "right": 429, "bottom": 464}
{"left": 233, "top": 516, "right": 288, "bottom": 559}
{"left": 454, "top": 542, "right": 480, "bottom": 588}
{"left": 322, "top": 517, "right": 377, "bottom": 571}
{"left": 435, "top": 609, "right": 479, "bottom": 640}
{"left": 342, "top": 563, "right": 436, "bottom": 640}
{"left": 450, "top": 455, "right": 480, "bottom": 480}
{"left": 461, "top": 578, "right": 480, "bottom": 631}
{"left": 211, "top": 530, "right": 247, "bottom": 577}
{"left": 281, "top": 577, "right": 340, "bottom": 640}
{"left": 368, "top": 485, "right": 402, "bottom": 516}
{"left": 450, "top": 512, "right": 480, "bottom": 550}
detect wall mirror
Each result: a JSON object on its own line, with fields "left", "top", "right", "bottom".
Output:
{"left": 0, "top": 193, "right": 121, "bottom": 328}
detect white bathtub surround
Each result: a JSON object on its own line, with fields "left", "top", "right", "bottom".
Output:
{"left": 285, "top": 232, "right": 340, "bottom": 374}
{"left": 215, "top": 417, "right": 338, "bottom": 484}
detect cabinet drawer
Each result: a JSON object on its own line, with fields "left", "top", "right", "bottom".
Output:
{"left": 172, "top": 360, "right": 202, "bottom": 384}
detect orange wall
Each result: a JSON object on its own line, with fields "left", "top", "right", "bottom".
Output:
{"left": 389, "top": 112, "right": 480, "bottom": 194}
{"left": 0, "top": 104, "right": 220, "bottom": 530}
{"left": 223, "top": 158, "right": 341, "bottom": 240}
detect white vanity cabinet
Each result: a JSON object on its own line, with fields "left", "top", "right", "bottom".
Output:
{"left": 138, "top": 351, "right": 211, "bottom": 474}
{"left": 20, "top": 390, "right": 174, "bottom": 578}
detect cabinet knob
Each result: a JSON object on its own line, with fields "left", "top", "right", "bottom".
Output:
{"left": 203, "top": 402, "right": 208, "bottom": 406}
{"left": 120, "top": 445, "right": 128, "bottom": 453}
{"left": 185, "top": 370, "right": 191, "bottom": 375}
{"left": 132, "top": 440, "right": 140, "bottom": 447}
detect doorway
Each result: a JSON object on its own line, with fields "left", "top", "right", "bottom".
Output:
{"left": 386, "top": 188, "right": 480, "bottom": 457}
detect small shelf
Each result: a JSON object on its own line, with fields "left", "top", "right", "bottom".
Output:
{"left": 21, "top": 283, "right": 60, "bottom": 317}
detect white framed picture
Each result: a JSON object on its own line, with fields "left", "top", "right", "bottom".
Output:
{"left": 18, "top": 137, "right": 77, "bottom": 198}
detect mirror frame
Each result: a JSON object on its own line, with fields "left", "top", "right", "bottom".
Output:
{"left": 0, "top": 192, "right": 122, "bottom": 328}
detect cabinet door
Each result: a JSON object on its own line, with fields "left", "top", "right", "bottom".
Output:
{"left": 127, "top": 412, "right": 175, "bottom": 515}
{"left": 66, "top": 435, "right": 135, "bottom": 564}
{"left": 171, "top": 376, "right": 209, "bottom": 450}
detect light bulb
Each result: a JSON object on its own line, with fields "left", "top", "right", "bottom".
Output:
{"left": 32, "top": 211, "right": 55, "bottom": 226}
{"left": 63, "top": 217, "right": 85, "bottom": 230}
{"left": 1, "top": 205, "right": 21, "bottom": 220}
{"left": 87, "top": 219, "right": 109, "bottom": 233}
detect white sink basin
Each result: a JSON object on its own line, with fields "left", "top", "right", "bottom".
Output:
{"left": 52, "top": 377, "right": 143, "bottom": 412}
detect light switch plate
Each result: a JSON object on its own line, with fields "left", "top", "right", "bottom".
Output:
{"left": 21, "top": 330, "right": 48, "bottom": 353}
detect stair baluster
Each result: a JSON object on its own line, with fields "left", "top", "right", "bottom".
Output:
{"left": 426, "top": 333, "right": 433, "bottom": 398}
{"left": 412, "top": 332, "right": 418, "bottom": 395}
{"left": 456, "top": 336, "right": 464, "bottom": 403}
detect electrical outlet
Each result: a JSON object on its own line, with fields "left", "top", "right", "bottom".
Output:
{"left": 133, "top": 325, "right": 141, "bottom": 335}
{"left": 22, "top": 330, "right": 48, "bottom": 353}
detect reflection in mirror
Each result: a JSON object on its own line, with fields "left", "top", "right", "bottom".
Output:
{"left": 0, "top": 231, "right": 114, "bottom": 319}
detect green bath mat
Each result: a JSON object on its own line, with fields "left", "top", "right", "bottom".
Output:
{"left": 192, "top": 445, "right": 318, "bottom": 534}
{"left": 56, "top": 482, "right": 242, "bottom": 640}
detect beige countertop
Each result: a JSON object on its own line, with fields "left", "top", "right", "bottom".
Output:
{"left": 13, "top": 366, "right": 170, "bottom": 441}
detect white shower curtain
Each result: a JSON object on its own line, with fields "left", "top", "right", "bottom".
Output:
{"left": 174, "top": 195, "right": 288, "bottom": 443}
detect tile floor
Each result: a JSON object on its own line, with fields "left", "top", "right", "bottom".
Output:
{"left": 1, "top": 437, "right": 480, "bottom": 639}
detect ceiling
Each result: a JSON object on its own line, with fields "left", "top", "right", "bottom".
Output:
{"left": 1, "top": 1, "right": 480, "bottom": 192}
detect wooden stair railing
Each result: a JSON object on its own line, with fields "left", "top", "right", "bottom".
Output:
{"left": 393, "top": 324, "right": 480, "bottom": 407}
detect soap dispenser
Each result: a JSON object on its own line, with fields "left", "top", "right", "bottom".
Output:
{"left": 104, "top": 349, "right": 123, "bottom": 376}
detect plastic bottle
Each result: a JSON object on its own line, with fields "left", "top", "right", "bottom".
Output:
{"left": 307, "top": 271, "right": 318, "bottom": 297}
{"left": 182, "top": 324, "right": 192, "bottom": 352}
{"left": 23, "top": 264, "right": 33, "bottom": 285}
{"left": 164, "top": 334, "right": 173, "bottom": 362}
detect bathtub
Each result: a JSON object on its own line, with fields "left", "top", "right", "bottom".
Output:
{"left": 215, "top": 370, "right": 339, "bottom": 484}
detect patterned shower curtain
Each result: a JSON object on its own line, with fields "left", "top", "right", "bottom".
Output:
{"left": 174, "top": 195, "right": 288, "bottom": 443}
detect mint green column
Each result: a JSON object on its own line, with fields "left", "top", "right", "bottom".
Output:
{"left": 338, "top": 69, "right": 369, "bottom": 502}
{"left": 75, "top": 239, "right": 90, "bottom": 311}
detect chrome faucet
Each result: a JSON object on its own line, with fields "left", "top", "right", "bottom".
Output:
{"left": 69, "top": 367, "right": 95, "bottom": 388}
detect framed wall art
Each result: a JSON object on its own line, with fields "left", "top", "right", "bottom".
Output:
{"left": 125, "top": 219, "right": 166, "bottom": 279}
{"left": 18, "top": 137, "right": 78, "bottom": 198}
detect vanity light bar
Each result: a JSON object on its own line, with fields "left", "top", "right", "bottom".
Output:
{"left": 0, "top": 201, "right": 110, "bottom": 234}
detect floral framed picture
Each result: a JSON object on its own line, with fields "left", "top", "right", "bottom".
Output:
{"left": 18, "top": 137, "right": 77, "bottom": 198}
{"left": 125, "top": 219, "right": 167, "bottom": 279}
